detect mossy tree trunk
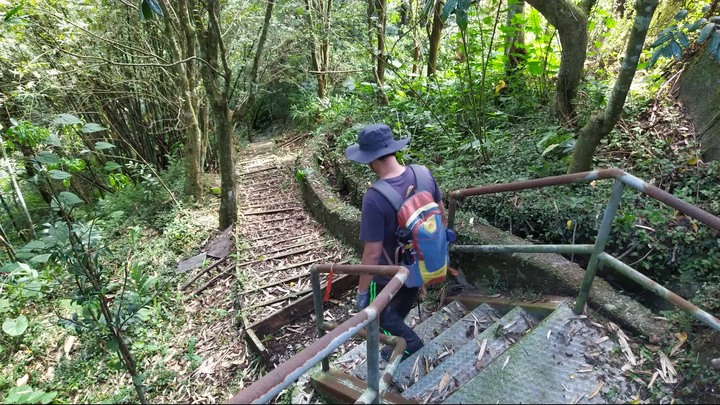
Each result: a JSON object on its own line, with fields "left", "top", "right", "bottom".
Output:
{"left": 525, "top": 0, "right": 589, "bottom": 121}
{"left": 246, "top": 0, "right": 276, "bottom": 143}
{"left": 198, "top": 0, "right": 237, "bottom": 228}
{"left": 427, "top": 0, "right": 444, "bottom": 77}
{"left": 568, "top": 0, "right": 659, "bottom": 173}
{"left": 161, "top": 0, "right": 203, "bottom": 199}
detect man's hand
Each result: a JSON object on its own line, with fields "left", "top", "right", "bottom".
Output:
{"left": 356, "top": 290, "right": 370, "bottom": 310}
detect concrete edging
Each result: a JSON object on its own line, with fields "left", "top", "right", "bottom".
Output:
{"left": 295, "top": 136, "right": 667, "bottom": 339}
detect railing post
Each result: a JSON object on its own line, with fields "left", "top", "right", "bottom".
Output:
{"left": 448, "top": 192, "right": 459, "bottom": 230}
{"left": 366, "top": 316, "right": 380, "bottom": 404}
{"left": 574, "top": 179, "right": 625, "bottom": 314}
{"left": 310, "top": 266, "right": 329, "bottom": 371}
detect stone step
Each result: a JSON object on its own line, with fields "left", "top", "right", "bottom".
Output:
{"left": 445, "top": 302, "right": 639, "bottom": 404}
{"left": 392, "top": 303, "right": 502, "bottom": 392}
{"left": 401, "top": 306, "right": 537, "bottom": 402}
{"left": 338, "top": 300, "right": 470, "bottom": 379}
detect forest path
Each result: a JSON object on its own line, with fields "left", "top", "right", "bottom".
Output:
{"left": 232, "top": 137, "right": 359, "bottom": 374}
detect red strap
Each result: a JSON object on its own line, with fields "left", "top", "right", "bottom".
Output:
{"left": 323, "top": 263, "right": 335, "bottom": 303}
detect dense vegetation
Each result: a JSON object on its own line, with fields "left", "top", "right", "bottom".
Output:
{"left": 1, "top": 0, "right": 718, "bottom": 403}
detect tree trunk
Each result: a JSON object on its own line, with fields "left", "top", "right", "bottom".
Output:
{"left": 305, "top": 0, "right": 329, "bottom": 99}
{"left": 372, "top": 0, "right": 389, "bottom": 104}
{"left": 198, "top": 0, "right": 237, "bottom": 229}
{"left": 504, "top": 0, "right": 526, "bottom": 78}
{"left": 525, "top": 0, "right": 588, "bottom": 121}
{"left": 246, "top": 0, "right": 276, "bottom": 143}
{"left": 0, "top": 134, "right": 34, "bottom": 240}
{"left": 427, "top": 0, "right": 444, "bottom": 77}
{"left": 568, "top": 0, "right": 659, "bottom": 173}
{"left": 411, "top": 0, "right": 421, "bottom": 76}
{"left": 161, "top": 0, "right": 203, "bottom": 199}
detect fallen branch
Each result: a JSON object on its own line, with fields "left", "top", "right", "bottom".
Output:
{"left": 180, "top": 258, "right": 226, "bottom": 291}
{"left": 243, "top": 207, "right": 302, "bottom": 216}
{"left": 192, "top": 263, "right": 235, "bottom": 295}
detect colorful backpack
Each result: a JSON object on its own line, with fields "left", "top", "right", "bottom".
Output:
{"left": 371, "top": 164, "right": 452, "bottom": 288}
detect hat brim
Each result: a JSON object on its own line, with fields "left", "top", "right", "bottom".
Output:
{"left": 345, "top": 137, "right": 410, "bottom": 164}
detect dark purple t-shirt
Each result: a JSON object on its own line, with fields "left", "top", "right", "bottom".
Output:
{"left": 359, "top": 166, "right": 442, "bottom": 283}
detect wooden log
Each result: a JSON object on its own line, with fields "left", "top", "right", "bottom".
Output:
{"left": 248, "top": 273, "right": 358, "bottom": 337}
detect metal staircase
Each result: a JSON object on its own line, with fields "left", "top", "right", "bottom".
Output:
{"left": 314, "top": 297, "right": 639, "bottom": 404}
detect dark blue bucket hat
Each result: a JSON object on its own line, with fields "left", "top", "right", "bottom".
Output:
{"left": 345, "top": 123, "right": 410, "bottom": 164}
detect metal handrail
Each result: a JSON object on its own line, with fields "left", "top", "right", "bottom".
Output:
{"left": 447, "top": 168, "right": 720, "bottom": 331}
{"left": 226, "top": 264, "right": 409, "bottom": 404}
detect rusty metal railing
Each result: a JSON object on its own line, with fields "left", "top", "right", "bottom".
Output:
{"left": 226, "top": 264, "right": 409, "bottom": 404}
{"left": 447, "top": 168, "right": 720, "bottom": 331}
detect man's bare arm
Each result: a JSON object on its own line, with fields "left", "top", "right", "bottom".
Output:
{"left": 358, "top": 241, "right": 383, "bottom": 292}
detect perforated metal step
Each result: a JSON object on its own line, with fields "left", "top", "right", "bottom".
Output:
{"left": 392, "top": 303, "right": 502, "bottom": 392}
{"left": 400, "top": 306, "right": 536, "bottom": 402}
{"left": 337, "top": 300, "right": 470, "bottom": 380}
{"left": 445, "top": 302, "right": 639, "bottom": 404}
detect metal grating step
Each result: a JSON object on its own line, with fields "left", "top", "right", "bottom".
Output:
{"left": 336, "top": 300, "right": 470, "bottom": 378}
{"left": 392, "top": 303, "right": 501, "bottom": 392}
{"left": 401, "top": 306, "right": 537, "bottom": 402}
{"left": 445, "top": 302, "right": 639, "bottom": 404}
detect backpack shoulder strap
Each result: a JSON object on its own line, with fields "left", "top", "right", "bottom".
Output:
{"left": 370, "top": 179, "right": 405, "bottom": 212}
{"left": 408, "top": 164, "right": 432, "bottom": 193}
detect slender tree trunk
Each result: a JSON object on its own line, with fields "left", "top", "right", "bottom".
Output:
{"left": 161, "top": 1, "right": 203, "bottom": 198}
{"left": 199, "top": 0, "right": 237, "bottom": 229}
{"left": 409, "top": 0, "right": 421, "bottom": 76}
{"left": 246, "top": 0, "right": 276, "bottom": 143}
{"left": 504, "top": 0, "right": 526, "bottom": 78}
{"left": 0, "top": 192, "right": 25, "bottom": 242}
{"left": 0, "top": 223, "right": 16, "bottom": 262}
{"left": 525, "top": 0, "right": 588, "bottom": 121}
{"left": 568, "top": 0, "right": 659, "bottom": 173}
{"left": 427, "top": 0, "right": 444, "bottom": 77}
{"left": 0, "top": 134, "right": 34, "bottom": 240}
{"left": 372, "top": 0, "right": 389, "bottom": 104}
{"left": 305, "top": 0, "right": 328, "bottom": 99}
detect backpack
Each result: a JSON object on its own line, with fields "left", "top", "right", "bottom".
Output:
{"left": 371, "top": 164, "right": 452, "bottom": 288}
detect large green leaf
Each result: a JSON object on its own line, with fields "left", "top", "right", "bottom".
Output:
{"left": 30, "top": 254, "right": 51, "bottom": 264}
{"left": 441, "top": 0, "right": 458, "bottom": 22}
{"left": 34, "top": 152, "right": 60, "bottom": 165}
{"left": 145, "top": 0, "right": 164, "bottom": 17}
{"left": 94, "top": 141, "right": 116, "bottom": 151}
{"left": 673, "top": 9, "right": 688, "bottom": 21}
{"left": 81, "top": 123, "right": 108, "bottom": 133}
{"left": 2, "top": 315, "right": 28, "bottom": 336}
{"left": 0, "top": 299, "right": 10, "bottom": 313}
{"left": 3, "top": 386, "right": 57, "bottom": 405}
{"left": 708, "top": 30, "right": 720, "bottom": 58}
{"left": 23, "top": 240, "right": 46, "bottom": 250}
{"left": 3, "top": 4, "right": 24, "bottom": 22}
{"left": 456, "top": 0, "right": 470, "bottom": 31}
{"left": 49, "top": 170, "right": 72, "bottom": 180}
{"left": 697, "top": 23, "right": 716, "bottom": 44}
{"left": 58, "top": 191, "right": 84, "bottom": 207}
{"left": 139, "top": 0, "right": 153, "bottom": 20}
{"left": 104, "top": 161, "right": 122, "bottom": 171}
{"left": 53, "top": 114, "right": 82, "bottom": 125}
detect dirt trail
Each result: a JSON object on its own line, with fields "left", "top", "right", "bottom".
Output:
{"left": 233, "top": 138, "right": 359, "bottom": 368}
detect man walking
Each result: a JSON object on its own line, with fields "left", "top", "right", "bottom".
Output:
{"left": 345, "top": 123, "right": 445, "bottom": 360}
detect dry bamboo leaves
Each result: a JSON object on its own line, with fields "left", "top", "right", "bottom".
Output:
{"left": 476, "top": 338, "right": 488, "bottom": 370}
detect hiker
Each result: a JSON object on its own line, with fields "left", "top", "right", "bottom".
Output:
{"left": 345, "top": 123, "right": 445, "bottom": 361}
